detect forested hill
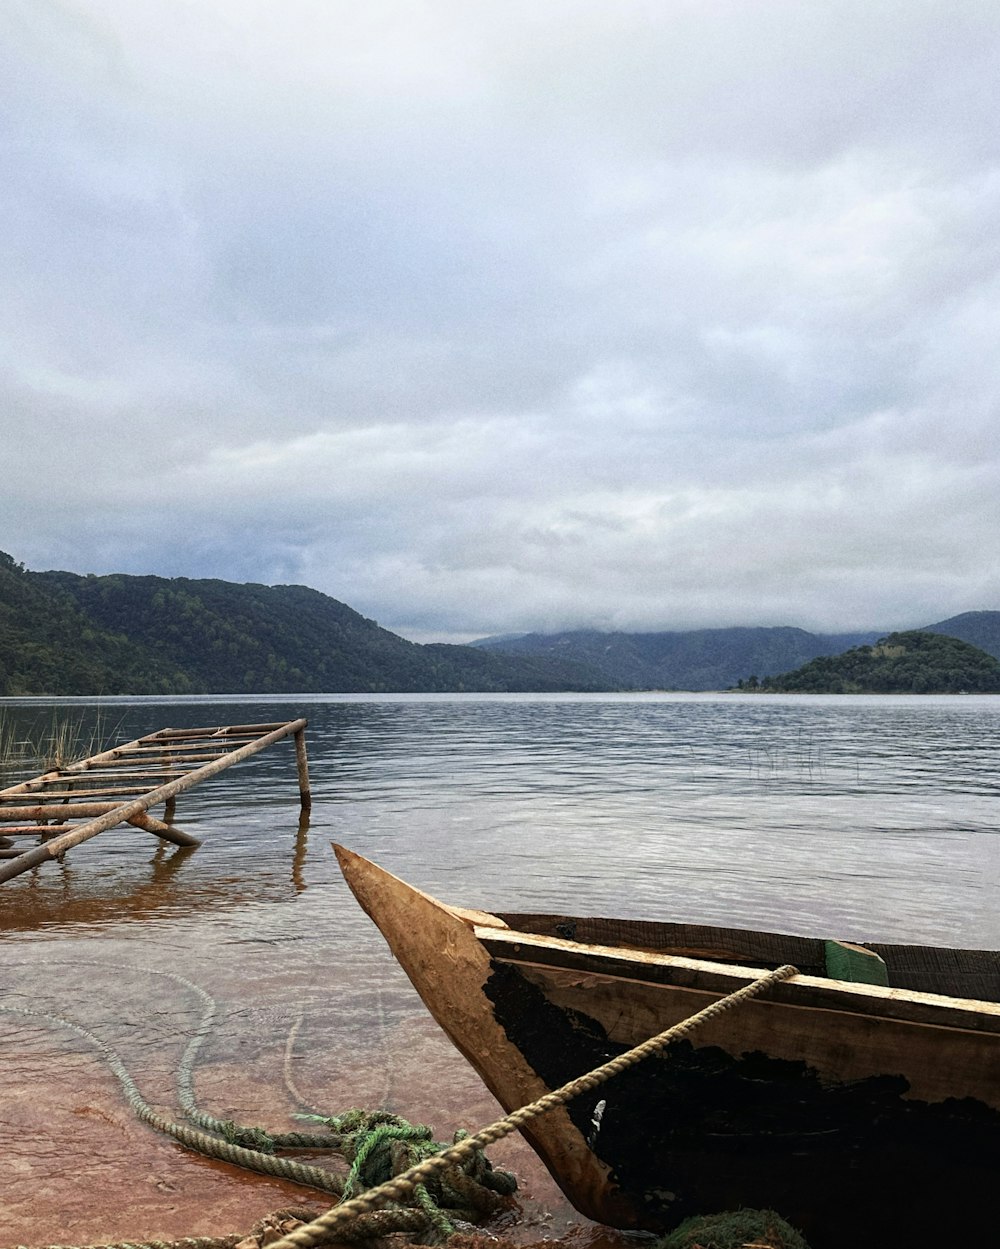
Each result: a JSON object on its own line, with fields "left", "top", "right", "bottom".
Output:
{"left": 0, "top": 553, "right": 188, "bottom": 694}
{"left": 0, "top": 554, "right": 610, "bottom": 695}
{"left": 752, "top": 631, "right": 1000, "bottom": 694}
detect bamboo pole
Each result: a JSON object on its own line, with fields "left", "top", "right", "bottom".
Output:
{"left": 33, "top": 769, "right": 188, "bottom": 782}
{"left": 129, "top": 740, "right": 257, "bottom": 751}
{"left": 0, "top": 825, "right": 80, "bottom": 837}
{"left": 0, "top": 786, "right": 167, "bottom": 804}
{"left": 0, "top": 802, "right": 132, "bottom": 820}
{"left": 294, "top": 728, "right": 312, "bottom": 811}
{"left": 75, "top": 753, "right": 225, "bottom": 769}
{"left": 148, "top": 723, "right": 290, "bottom": 739}
{"left": 145, "top": 731, "right": 260, "bottom": 740}
{"left": 0, "top": 718, "right": 306, "bottom": 884}
{"left": 127, "top": 811, "right": 200, "bottom": 847}
{"left": 94, "top": 745, "right": 230, "bottom": 758}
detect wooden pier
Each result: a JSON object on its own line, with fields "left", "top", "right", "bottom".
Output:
{"left": 0, "top": 719, "right": 310, "bottom": 885}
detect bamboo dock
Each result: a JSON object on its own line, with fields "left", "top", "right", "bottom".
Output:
{"left": 0, "top": 719, "right": 310, "bottom": 884}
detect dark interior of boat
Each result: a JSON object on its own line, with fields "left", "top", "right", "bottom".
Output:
{"left": 494, "top": 912, "right": 1000, "bottom": 1002}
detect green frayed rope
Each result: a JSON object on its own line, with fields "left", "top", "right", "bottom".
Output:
{"left": 296, "top": 1111, "right": 517, "bottom": 1240}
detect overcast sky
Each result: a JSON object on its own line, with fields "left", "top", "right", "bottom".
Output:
{"left": 3, "top": 2, "right": 999, "bottom": 641}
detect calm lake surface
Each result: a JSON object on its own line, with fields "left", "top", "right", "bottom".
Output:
{"left": 2, "top": 693, "right": 998, "bottom": 1244}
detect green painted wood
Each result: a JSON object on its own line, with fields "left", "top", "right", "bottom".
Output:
{"left": 825, "top": 939, "right": 889, "bottom": 986}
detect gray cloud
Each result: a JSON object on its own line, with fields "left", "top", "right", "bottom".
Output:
{"left": 3, "top": 1, "right": 1000, "bottom": 641}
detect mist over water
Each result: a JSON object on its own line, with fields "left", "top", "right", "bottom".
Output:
{"left": 2, "top": 693, "right": 998, "bottom": 1243}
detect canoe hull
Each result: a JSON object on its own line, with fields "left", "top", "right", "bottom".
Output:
{"left": 486, "top": 956, "right": 998, "bottom": 1247}
{"left": 334, "top": 845, "right": 1000, "bottom": 1249}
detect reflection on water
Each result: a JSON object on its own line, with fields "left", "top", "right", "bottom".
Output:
{"left": 1, "top": 692, "right": 999, "bottom": 1244}
{"left": 0, "top": 809, "right": 314, "bottom": 933}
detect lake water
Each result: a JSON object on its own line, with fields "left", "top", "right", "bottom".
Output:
{"left": 2, "top": 693, "right": 998, "bottom": 1246}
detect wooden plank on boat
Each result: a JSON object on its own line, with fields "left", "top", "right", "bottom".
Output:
{"left": 495, "top": 909, "right": 1000, "bottom": 1001}
{"left": 476, "top": 926, "right": 1000, "bottom": 1033}
{"left": 0, "top": 719, "right": 310, "bottom": 883}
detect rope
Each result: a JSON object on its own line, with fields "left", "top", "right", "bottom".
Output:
{"left": 300, "top": 1111, "right": 516, "bottom": 1233}
{"left": 1, "top": 1005, "right": 510, "bottom": 1226}
{"left": 2, "top": 964, "right": 517, "bottom": 1245}
{"left": 282, "top": 1011, "right": 315, "bottom": 1114}
{"left": 4, "top": 959, "right": 797, "bottom": 1249}
{"left": 4, "top": 959, "right": 348, "bottom": 1153}
{"left": 0, "top": 1006, "right": 348, "bottom": 1197}
{"left": 11, "top": 1210, "right": 320, "bottom": 1249}
{"left": 262, "top": 963, "right": 799, "bottom": 1249}
{"left": 281, "top": 984, "right": 393, "bottom": 1120}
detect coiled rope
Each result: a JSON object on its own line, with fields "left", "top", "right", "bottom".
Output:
{"left": 257, "top": 962, "right": 799, "bottom": 1249}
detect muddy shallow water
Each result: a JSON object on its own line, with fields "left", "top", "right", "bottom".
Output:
{"left": 2, "top": 693, "right": 998, "bottom": 1246}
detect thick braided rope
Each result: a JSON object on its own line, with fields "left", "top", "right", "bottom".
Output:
{"left": 14, "top": 1209, "right": 321, "bottom": 1249}
{"left": 4, "top": 958, "right": 347, "bottom": 1153}
{"left": 264, "top": 963, "right": 799, "bottom": 1249}
{"left": 0, "top": 1006, "right": 346, "bottom": 1197}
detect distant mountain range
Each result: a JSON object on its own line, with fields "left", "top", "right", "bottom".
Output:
{"left": 471, "top": 613, "right": 1000, "bottom": 691}
{"left": 2, "top": 549, "right": 998, "bottom": 694}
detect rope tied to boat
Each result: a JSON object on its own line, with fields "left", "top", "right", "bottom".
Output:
{"left": 263, "top": 962, "right": 800, "bottom": 1249}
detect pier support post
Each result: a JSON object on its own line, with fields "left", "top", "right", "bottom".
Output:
{"left": 294, "top": 728, "right": 312, "bottom": 811}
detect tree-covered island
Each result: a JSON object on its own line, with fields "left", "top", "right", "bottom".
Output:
{"left": 738, "top": 630, "right": 1000, "bottom": 694}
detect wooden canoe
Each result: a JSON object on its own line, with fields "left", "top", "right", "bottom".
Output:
{"left": 334, "top": 844, "right": 1000, "bottom": 1249}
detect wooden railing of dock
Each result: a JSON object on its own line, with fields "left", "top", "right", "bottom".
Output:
{"left": 0, "top": 719, "right": 310, "bottom": 885}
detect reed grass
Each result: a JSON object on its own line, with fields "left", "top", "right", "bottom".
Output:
{"left": 0, "top": 708, "right": 117, "bottom": 778}
{"left": 0, "top": 709, "right": 30, "bottom": 771}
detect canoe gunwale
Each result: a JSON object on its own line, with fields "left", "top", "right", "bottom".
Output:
{"left": 493, "top": 909, "right": 1000, "bottom": 1002}
{"left": 477, "top": 926, "right": 1000, "bottom": 1034}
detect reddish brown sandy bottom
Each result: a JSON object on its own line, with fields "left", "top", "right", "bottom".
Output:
{"left": 1, "top": 1009, "right": 632, "bottom": 1249}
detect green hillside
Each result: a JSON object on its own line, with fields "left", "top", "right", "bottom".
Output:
{"left": 0, "top": 556, "right": 610, "bottom": 695}
{"left": 751, "top": 631, "right": 1000, "bottom": 694}
{"left": 0, "top": 553, "right": 187, "bottom": 694}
